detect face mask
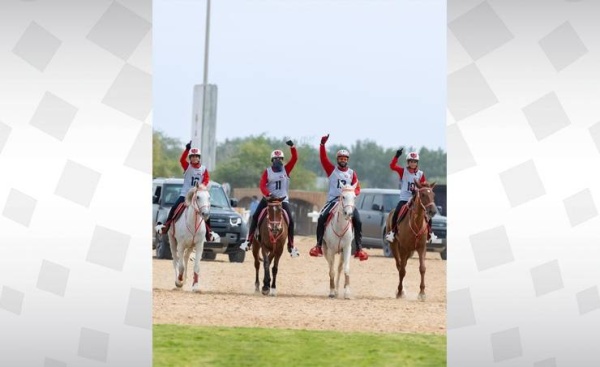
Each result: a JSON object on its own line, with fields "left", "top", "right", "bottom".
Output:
{"left": 272, "top": 160, "right": 283, "bottom": 170}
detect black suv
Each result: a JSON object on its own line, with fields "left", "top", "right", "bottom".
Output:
{"left": 152, "top": 178, "right": 248, "bottom": 263}
{"left": 356, "top": 188, "right": 447, "bottom": 260}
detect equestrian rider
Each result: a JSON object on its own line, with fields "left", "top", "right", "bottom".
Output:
{"left": 240, "top": 140, "right": 299, "bottom": 257}
{"left": 384, "top": 149, "right": 432, "bottom": 242}
{"left": 308, "top": 134, "right": 369, "bottom": 261}
{"left": 157, "top": 141, "right": 216, "bottom": 242}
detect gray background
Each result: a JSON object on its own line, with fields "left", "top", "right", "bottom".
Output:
{"left": 0, "top": 0, "right": 152, "bottom": 366}
{"left": 448, "top": 0, "right": 600, "bottom": 365}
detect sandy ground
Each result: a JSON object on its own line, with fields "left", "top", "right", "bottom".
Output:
{"left": 153, "top": 236, "right": 446, "bottom": 335}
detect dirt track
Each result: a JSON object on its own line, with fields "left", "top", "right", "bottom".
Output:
{"left": 153, "top": 236, "right": 446, "bottom": 335}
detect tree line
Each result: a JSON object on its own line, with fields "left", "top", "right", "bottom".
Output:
{"left": 153, "top": 130, "right": 446, "bottom": 191}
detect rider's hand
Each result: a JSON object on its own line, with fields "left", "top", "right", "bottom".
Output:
{"left": 286, "top": 140, "right": 294, "bottom": 147}
{"left": 395, "top": 148, "right": 403, "bottom": 158}
{"left": 320, "top": 134, "right": 329, "bottom": 145}
{"left": 185, "top": 141, "right": 192, "bottom": 150}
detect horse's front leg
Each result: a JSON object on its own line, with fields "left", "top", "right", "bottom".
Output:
{"left": 417, "top": 246, "right": 426, "bottom": 301}
{"left": 191, "top": 240, "right": 203, "bottom": 293}
{"left": 182, "top": 246, "right": 193, "bottom": 290}
{"left": 397, "top": 255, "right": 408, "bottom": 299}
{"left": 261, "top": 248, "right": 271, "bottom": 296}
{"left": 269, "top": 246, "right": 282, "bottom": 297}
{"left": 169, "top": 234, "right": 182, "bottom": 288}
{"left": 342, "top": 242, "right": 352, "bottom": 299}
{"left": 252, "top": 242, "right": 260, "bottom": 293}
{"left": 324, "top": 244, "right": 336, "bottom": 298}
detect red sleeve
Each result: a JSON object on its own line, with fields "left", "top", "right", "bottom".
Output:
{"left": 180, "top": 149, "right": 189, "bottom": 171}
{"left": 319, "top": 144, "right": 335, "bottom": 176}
{"left": 284, "top": 146, "right": 298, "bottom": 174}
{"left": 202, "top": 169, "right": 210, "bottom": 186}
{"left": 259, "top": 170, "right": 270, "bottom": 196}
{"left": 389, "top": 156, "right": 404, "bottom": 179}
{"left": 351, "top": 171, "right": 361, "bottom": 196}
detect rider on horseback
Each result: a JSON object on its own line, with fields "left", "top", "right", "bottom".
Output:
{"left": 385, "top": 149, "right": 433, "bottom": 242}
{"left": 240, "top": 140, "right": 299, "bottom": 257}
{"left": 156, "top": 141, "right": 217, "bottom": 242}
{"left": 309, "top": 134, "right": 369, "bottom": 261}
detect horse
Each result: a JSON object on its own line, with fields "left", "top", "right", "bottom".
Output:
{"left": 385, "top": 180, "right": 437, "bottom": 301}
{"left": 167, "top": 183, "right": 211, "bottom": 292}
{"left": 252, "top": 196, "right": 289, "bottom": 296}
{"left": 322, "top": 183, "right": 357, "bottom": 299}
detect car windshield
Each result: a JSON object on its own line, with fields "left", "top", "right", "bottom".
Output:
{"left": 209, "top": 185, "right": 230, "bottom": 208}
{"left": 162, "top": 184, "right": 182, "bottom": 206}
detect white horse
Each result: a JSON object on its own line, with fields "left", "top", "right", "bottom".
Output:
{"left": 322, "top": 183, "right": 357, "bottom": 299}
{"left": 167, "top": 183, "right": 211, "bottom": 292}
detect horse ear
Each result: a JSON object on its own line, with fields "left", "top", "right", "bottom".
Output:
{"left": 430, "top": 181, "right": 436, "bottom": 188}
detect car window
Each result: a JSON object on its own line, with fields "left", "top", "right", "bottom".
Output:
{"left": 383, "top": 194, "right": 401, "bottom": 212}
{"left": 373, "top": 193, "right": 383, "bottom": 209}
{"left": 162, "top": 184, "right": 181, "bottom": 205}
{"left": 360, "top": 194, "right": 374, "bottom": 210}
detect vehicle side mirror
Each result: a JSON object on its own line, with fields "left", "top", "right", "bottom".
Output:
{"left": 153, "top": 195, "right": 159, "bottom": 204}
{"left": 230, "top": 198, "right": 239, "bottom": 207}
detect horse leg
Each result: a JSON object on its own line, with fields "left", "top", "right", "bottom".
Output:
{"left": 325, "top": 245, "right": 336, "bottom": 298}
{"left": 417, "top": 247, "right": 426, "bottom": 301}
{"left": 342, "top": 244, "right": 352, "bottom": 299}
{"left": 182, "top": 247, "right": 193, "bottom": 290}
{"left": 261, "top": 249, "right": 271, "bottom": 295}
{"left": 169, "top": 235, "right": 182, "bottom": 289}
{"left": 397, "top": 255, "right": 408, "bottom": 299}
{"left": 253, "top": 242, "right": 260, "bottom": 293}
{"left": 270, "top": 252, "right": 281, "bottom": 297}
{"left": 191, "top": 240, "right": 203, "bottom": 293}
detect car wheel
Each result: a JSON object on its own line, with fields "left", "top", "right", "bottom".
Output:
{"left": 228, "top": 250, "right": 246, "bottom": 263}
{"left": 441, "top": 247, "right": 447, "bottom": 260}
{"left": 201, "top": 252, "right": 217, "bottom": 261}
{"left": 381, "top": 231, "right": 393, "bottom": 258}
{"left": 156, "top": 234, "right": 172, "bottom": 260}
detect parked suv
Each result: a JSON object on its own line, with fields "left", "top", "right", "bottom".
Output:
{"left": 152, "top": 178, "right": 248, "bottom": 263}
{"left": 356, "top": 188, "right": 447, "bottom": 260}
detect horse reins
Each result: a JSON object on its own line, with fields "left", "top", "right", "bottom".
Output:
{"left": 330, "top": 188, "right": 355, "bottom": 247}
{"left": 184, "top": 186, "right": 210, "bottom": 242}
{"left": 407, "top": 187, "right": 434, "bottom": 248}
{"left": 267, "top": 201, "right": 286, "bottom": 244}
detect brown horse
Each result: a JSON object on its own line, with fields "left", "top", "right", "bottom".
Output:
{"left": 385, "top": 180, "right": 437, "bottom": 301}
{"left": 252, "top": 196, "right": 289, "bottom": 296}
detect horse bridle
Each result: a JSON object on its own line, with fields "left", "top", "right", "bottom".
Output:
{"left": 266, "top": 200, "right": 285, "bottom": 243}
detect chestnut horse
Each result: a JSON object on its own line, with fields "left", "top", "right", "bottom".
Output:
{"left": 252, "top": 196, "right": 289, "bottom": 296}
{"left": 385, "top": 180, "right": 436, "bottom": 301}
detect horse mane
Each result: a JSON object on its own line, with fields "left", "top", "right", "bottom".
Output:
{"left": 185, "top": 187, "right": 195, "bottom": 205}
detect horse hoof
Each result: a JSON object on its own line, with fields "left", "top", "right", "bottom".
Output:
{"left": 175, "top": 281, "right": 183, "bottom": 288}
{"left": 269, "top": 289, "right": 277, "bottom": 297}
{"left": 262, "top": 289, "right": 269, "bottom": 296}
{"left": 418, "top": 294, "right": 426, "bottom": 302}
{"left": 328, "top": 293, "right": 335, "bottom": 298}
{"left": 192, "top": 285, "right": 201, "bottom": 293}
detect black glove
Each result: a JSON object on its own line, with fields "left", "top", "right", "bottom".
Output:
{"left": 286, "top": 140, "right": 294, "bottom": 147}
{"left": 320, "top": 134, "right": 329, "bottom": 145}
{"left": 185, "top": 141, "right": 192, "bottom": 150}
{"left": 395, "top": 148, "right": 403, "bottom": 158}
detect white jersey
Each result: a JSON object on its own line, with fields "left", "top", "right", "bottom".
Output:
{"left": 399, "top": 169, "right": 424, "bottom": 201}
{"left": 180, "top": 165, "right": 208, "bottom": 196}
{"left": 266, "top": 167, "right": 290, "bottom": 203}
{"left": 327, "top": 167, "right": 355, "bottom": 202}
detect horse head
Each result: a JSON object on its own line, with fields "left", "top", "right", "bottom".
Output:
{"left": 414, "top": 180, "right": 437, "bottom": 218}
{"left": 266, "top": 196, "right": 286, "bottom": 237}
{"left": 191, "top": 183, "right": 211, "bottom": 221}
{"left": 340, "top": 183, "right": 357, "bottom": 220}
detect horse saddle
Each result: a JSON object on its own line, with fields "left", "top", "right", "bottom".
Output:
{"left": 397, "top": 203, "right": 410, "bottom": 223}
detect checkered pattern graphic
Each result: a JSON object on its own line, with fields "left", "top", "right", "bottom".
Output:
{"left": 0, "top": 1, "right": 151, "bottom": 366}
{"left": 448, "top": 0, "right": 600, "bottom": 365}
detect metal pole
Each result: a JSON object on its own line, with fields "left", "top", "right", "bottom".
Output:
{"left": 200, "top": 0, "right": 211, "bottom": 148}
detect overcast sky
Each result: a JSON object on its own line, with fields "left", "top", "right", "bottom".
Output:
{"left": 153, "top": 0, "right": 446, "bottom": 151}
